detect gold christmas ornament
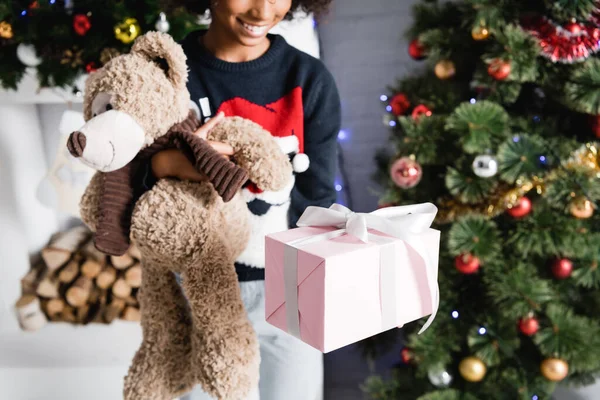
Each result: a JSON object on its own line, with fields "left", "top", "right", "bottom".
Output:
{"left": 60, "top": 48, "right": 83, "bottom": 68}
{"left": 540, "top": 358, "right": 569, "bottom": 382}
{"left": 100, "top": 47, "right": 120, "bottom": 65}
{"left": 114, "top": 17, "right": 141, "bottom": 44}
{"left": 570, "top": 196, "right": 594, "bottom": 219}
{"left": 565, "top": 142, "right": 600, "bottom": 175}
{"left": 0, "top": 21, "right": 13, "bottom": 39}
{"left": 434, "top": 60, "right": 456, "bottom": 80}
{"left": 471, "top": 25, "right": 490, "bottom": 41}
{"left": 459, "top": 356, "right": 487, "bottom": 382}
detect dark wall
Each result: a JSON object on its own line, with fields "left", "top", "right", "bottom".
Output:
{"left": 319, "top": 0, "right": 420, "bottom": 212}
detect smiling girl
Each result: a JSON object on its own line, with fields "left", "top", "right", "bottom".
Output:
{"left": 154, "top": 1, "right": 340, "bottom": 399}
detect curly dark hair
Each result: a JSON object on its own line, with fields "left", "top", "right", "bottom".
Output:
{"left": 165, "top": 0, "right": 333, "bottom": 19}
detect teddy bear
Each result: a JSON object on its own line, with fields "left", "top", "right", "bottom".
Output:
{"left": 67, "top": 32, "right": 293, "bottom": 400}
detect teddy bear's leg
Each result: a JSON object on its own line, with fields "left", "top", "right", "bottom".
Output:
{"left": 123, "top": 259, "right": 194, "bottom": 400}
{"left": 181, "top": 238, "right": 260, "bottom": 400}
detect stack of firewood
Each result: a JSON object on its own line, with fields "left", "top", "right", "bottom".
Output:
{"left": 16, "top": 226, "right": 142, "bottom": 331}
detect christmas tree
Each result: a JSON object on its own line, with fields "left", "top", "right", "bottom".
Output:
{"left": 0, "top": 0, "right": 204, "bottom": 90}
{"left": 364, "top": 0, "right": 600, "bottom": 399}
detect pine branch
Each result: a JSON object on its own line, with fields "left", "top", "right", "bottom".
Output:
{"left": 489, "top": 24, "right": 539, "bottom": 83}
{"left": 485, "top": 262, "right": 556, "bottom": 316}
{"left": 544, "top": 0, "right": 598, "bottom": 22}
{"left": 535, "top": 304, "right": 600, "bottom": 373}
{"left": 507, "top": 208, "right": 579, "bottom": 258}
{"left": 496, "top": 134, "right": 551, "bottom": 184}
{"left": 563, "top": 59, "right": 600, "bottom": 115}
{"left": 396, "top": 116, "right": 449, "bottom": 164}
{"left": 445, "top": 101, "right": 510, "bottom": 154}
{"left": 447, "top": 214, "right": 502, "bottom": 260}
{"left": 445, "top": 167, "right": 498, "bottom": 204}
{"left": 467, "top": 318, "right": 520, "bottom": 367}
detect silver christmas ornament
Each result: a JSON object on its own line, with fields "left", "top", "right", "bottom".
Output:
{"left": 472, "top": 154, "right": 498, "bottom": 178}
{"left": 155, "top": 12, "right": 170, "bottom": 33}
{"left": 428, "top": 366, "right": 453, "bottom": 388}
{"left": 16, "top": 43, "right": 42, "bottom": 67}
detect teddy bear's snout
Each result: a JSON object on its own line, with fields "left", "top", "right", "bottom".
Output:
{"left": 67, "top": 131, "right": 87, "bottom": 158}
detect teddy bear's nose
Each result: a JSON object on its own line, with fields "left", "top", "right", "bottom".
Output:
{"left": 67, "top": 131, "right": 86, "bottom": 158}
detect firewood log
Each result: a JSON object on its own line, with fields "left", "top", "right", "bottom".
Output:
{"left": 65, "top": 277, "right": 92, "bottom": 307}
{"left": 81, "top": 259, "right": 102, "bottom": 279}
{"left": 104, "top": 298, "right": 126, "bottom": 323}
{"left": 122, "top": 306, "right": 141, "bottom": 322}
{"left": 41, "top": 226, "right": 89, "bottom": 271}
{"left": 44, "top": 298, "right": 65, "bottom": 319}
{"left": 96, "top": 266, "right": 117, "bottom": 289}
{"left": 124, "top": 263, "right": 142, "bottom": 288}
{"left": 111, "top": 278, "right": 131, "bottom": 299}
{"left": 80, "top": 238, "right": 107, "bottom": 265}
{"left": 36, "top": 269, "right": 59, "bottom": 299}
{"left": 58, "top": 260, "right": 79, "bottom": 283}
{"left": 16, "top": 295, "right": 47, "bottom": 331}
{"left": 110, "top": 253, "right": 134, "bottom": 270}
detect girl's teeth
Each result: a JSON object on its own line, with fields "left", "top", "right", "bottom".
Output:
{"left": 242, "top": 22, "right": 267, "bottom": 34}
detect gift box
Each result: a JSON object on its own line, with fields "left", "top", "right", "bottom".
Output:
{"left": 265, "top": 203, "right": 440, "bottom": 353}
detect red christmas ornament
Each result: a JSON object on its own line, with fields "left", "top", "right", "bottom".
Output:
{"left": 455, "top": 253, "right": 480, "bottom": 274}
{"left": 85, "top": 62, "right": 97, "bottom": 73}
{"left": 390, "top": 157, "right": 423, "bottom": 189}
{"left": 390, "top": 93, "right": 410, "bottom": 116}
{"left": 487, "top": 59, "right": 511, "bottom": 80}
{"left": 565, "top": 21, "right": 583, "bottom": 35}
{"left": 521, "top": 15, "right": 600, "bottom": 63}
{"left": 411, "top": 104, "right": 432, "bottom": 121}
{"left": 408, "top": 39, "right": 426, "bottom": 60}
{"left": 590, "top": 115, "right": 600, "bottom": 138}
{"left": 401, "top": 347, "right": 413, "bottom": 364}
{"left": 507, "top": 197, "right": 532, "bottom": 218}
{"left": 518, "top": 316, "right": 540, "bottom": 336}
{"left": 552, "top": 258, "right": 573, "bottom": 280}
{"left": 73, "top": 14, "right": 91, "bottom": 36}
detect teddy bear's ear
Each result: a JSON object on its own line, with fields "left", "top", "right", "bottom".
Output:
{"left": 131, "top": 31, "right": 188, "bottom": 89}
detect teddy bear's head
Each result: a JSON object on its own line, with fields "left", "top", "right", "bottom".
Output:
{"left": 67, "top": 32, "right": 189, "bottom": 172}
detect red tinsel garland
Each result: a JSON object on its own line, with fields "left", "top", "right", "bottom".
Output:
{"left": 521, "top": 15, "right": 600, "bottom": 63}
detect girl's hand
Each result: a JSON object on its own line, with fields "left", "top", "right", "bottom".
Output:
{"left": 151, "top": 112, "right": 235, "bottom": 181}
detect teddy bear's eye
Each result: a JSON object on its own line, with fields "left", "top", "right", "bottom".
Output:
{"left": 106, "top": 104, "right": 113, "bottom": 111}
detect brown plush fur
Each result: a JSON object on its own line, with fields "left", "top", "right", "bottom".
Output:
{"left": 78, "top": 32, "right": 293, "bottom": 400}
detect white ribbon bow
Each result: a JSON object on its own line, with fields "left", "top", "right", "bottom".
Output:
{"left": 296, "top": 203, "right": 440, "bottom": 334}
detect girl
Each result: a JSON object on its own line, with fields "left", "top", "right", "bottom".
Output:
{"left": 150, "top": 1, "right": 340, "bottom": 399}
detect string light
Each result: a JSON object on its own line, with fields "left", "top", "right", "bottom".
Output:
{"left": 451, "top": 310, "right": 459, "bottom": 319}
{"left": 533, "top": 115, "right": 541, "bottom": 123}
{"left": 338, "top": 130, "right": 348, "bottom": 141}
{"left": 478, "top": 327, "right": 487, "bottom": 335}
{"left": 470, "top": 98, "right": 477, "bottom": 104}
{"left": 21, "top": 10, "right": 27, "bottom": 16}
{"left": 335, "top": 182, "right": 343, "bottom": 192}
{"left": 50, "top": 0, "right": 56, "bottom": 3}
{"left": 386, "top": 105, "right": 393, "bottom": 112}
{"left": 532, "top": 396, "right": 539, "bottom": 400}
{"left": 389, "top": 121, "right": 397, "bottom": 127}
{"left": 380, "top": 95, "right": 388, "bottom": 102}
{"left": 539, "top": 155, "right": 547, "bottom": 165}
{"left": 513, "top": 136, "right": 520, "bottom": 142}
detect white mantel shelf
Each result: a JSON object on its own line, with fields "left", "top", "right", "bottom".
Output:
{"left": 0, "top": 68, "right": 85, "bottom": 105}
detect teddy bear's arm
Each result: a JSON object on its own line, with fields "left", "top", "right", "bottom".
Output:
{"left": 79, "top": 171, "right": 103, "bottom": 232}
{"left": 207, "top": 117, "right": 293, "bottom": 192}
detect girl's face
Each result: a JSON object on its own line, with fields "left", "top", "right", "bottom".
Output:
{"left": 210, "top": 0, "right": 292, "bottom": 46}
